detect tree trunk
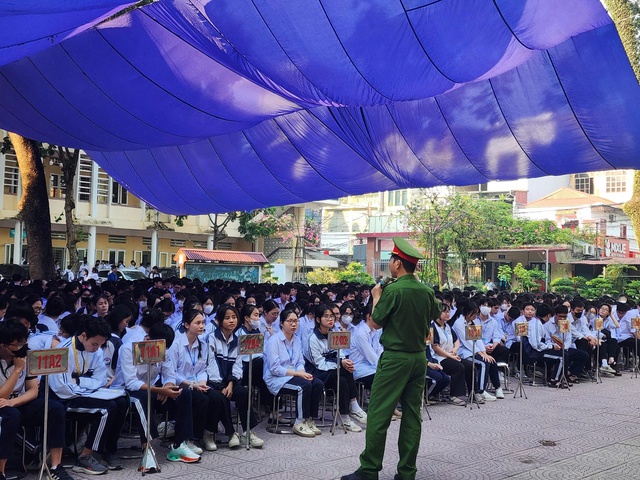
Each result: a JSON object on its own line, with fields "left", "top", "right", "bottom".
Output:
{"left": 9, "top": 132, "right": 55, "bottom": 280}
{"left": 60, "top": 147, "right": 80, "bottom": 273}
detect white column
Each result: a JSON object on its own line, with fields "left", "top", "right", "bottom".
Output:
{"left": 13, "top": 221, "right": 21, "bottom": 265}
{"left": 107, "top": 177, "right": 113, "bottom": 218}
{"left": 207, "top": 234, "right": 214, "bottom": 250}
{"left": 151, "top": 229, "right": 158, "bottom": 267}
{"left": 0, "top": 153, "right": 5, "bottom": 211}
{"left": 141, "top": 200, "right": 146, "bottom": 222}
{"left": 87, "top": 225, "right": 97, "bottom": 269}
{"left": 90, "top": 161, "right": 99, "bottom": 217}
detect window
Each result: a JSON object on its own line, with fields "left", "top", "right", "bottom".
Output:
{"left": 108, "top": 235, "right": 127, "bottom": 244}
{"left": 573, "top": 173, "right": 593, "bottom": 194}
{"left": 108, "top": 250, "right": 125, "bottom": 264}
{"left": 53, "top": 247, "right": 66, "bottom": 268}
{"left": 112, "top": 181, "right": 128, "bottom": 205}
{"left": 170, "top": 239, "right": 186, "bottom": 248}
{"left": 3, "top": 153, "right": 19, "bottom": 195}
{"left": 620, "top": 224, "right": 628, "bottom": 239}
{"left": 387, "top": 189, "right": 408, "bottom": 207}
{"left": 49, "top": 174, "right": 66, "bottom": 198}
{"left": 77, "top": 155, "right": 93, "bottom": 202}
{"left": 605, "top": 171, "right": 627, "bottom": 193}
{"left": 96, "top": 168, "right": 109, "bottom": 204}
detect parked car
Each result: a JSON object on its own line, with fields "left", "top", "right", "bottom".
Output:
{"left": 0, "top": 264, "right": 30, "bottom": 281}
{"left": 97, "top": 268, "right": 148, "bottom": 283}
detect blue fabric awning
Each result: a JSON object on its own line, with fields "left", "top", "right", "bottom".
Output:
{"left": 0, "top": 1, "right": 638, "bottom": 214}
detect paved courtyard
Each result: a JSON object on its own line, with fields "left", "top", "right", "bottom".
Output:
{"left": 28, "top": 372, "right": 640, "bottom": 480}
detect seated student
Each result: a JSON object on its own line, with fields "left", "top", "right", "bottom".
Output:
{"left": 334, "top": 302, "right": 357, "bottom": 357}
{"left": 263, "top": 309, "right": 324, "bottom": 438}
{"left": 597, "top": 303, "right": 621, "bottom": 375}
{"left": 38, "top": 295, "right": 66, "bottom": 333}
{"left": 103, "top": 305, "right": 132, "bottom": 386}
{"left": 479, "top": 298, "right": 510, "bottom": 365}
{"left": 115, "top": 323, "right": 201, "bottom": 461}
{"left": 545, "top": 305, "right": 589, "bottom": 384}
{"left": 91, "top": 295, "right": 111, "bottom": 320}
{"left": 48, "top": 317, "right": 128, "bottom": 475}
{"left": 349, "top": 303, "right": 383, "bottom": 390}
{"left": 307, "top": 304, "right": 366, "bottom": 432}
{"left": 568, "top": 299, "right": 597, "bottom": 368}
{"left": 168, "top": 309, "right": 226, "bottom": 453}
{"left": 237, "top": 304, "right": 272, "bottom": 420}
{"left": 451, "top": 302, "right": 503, "bottom": 402}
{"left": 431, "top": 304, "right": 470, "bottom": 406}
{"left": 121, "top": 309, "right": 165, "bottom": 345}
{"left": 207, "top": 305, "right": 264, "bottom": 449}
{"left": 296, "top": 304, "right": 317, "bottom": 363}
{"left": 260, "top": 300, "right": 281, "bottom": 341}
{"left": 0, "top": 320, "right": 76, "bottom": 480}
{"left": 612, "top": 302, "right": 639, "bottom": 370}
{"left": 425, "top": 344, "right": 450, "bottom": 401}
{"left": 522, "top": 303, "right": 563, "bottom": 387}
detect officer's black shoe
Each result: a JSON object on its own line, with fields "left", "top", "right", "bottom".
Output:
{"left": 340, "top": 472, "right": 376, "bottom": 480}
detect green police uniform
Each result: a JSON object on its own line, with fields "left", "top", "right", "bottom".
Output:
{"left": 356, "top": 238, "right": 440, "bottom": 480}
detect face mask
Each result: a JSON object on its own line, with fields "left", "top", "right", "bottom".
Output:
{"left": 240, "top": 289, "right": 246, "bottom": 297}
{"left": 500, "top": 304, "right": 508, "bottom": 311}
{"left": 139, "top": 301, "right": 147, "bottom": 309}
{"left": 588, "top": 312, "right": 596, "bottom": 321}
{"left": 341, "top": 315, "right": 353, "bottom": 325}
{"left": 331, "top": 295, "right": 336, "bottom": 302}
{"left": 12, "top": 344, "right": 29, "bottom": 358}
{"left": 203, "top": 305, "right": 214, "bottom": 315}
{"left": 480, "top": 306, "right": 491, "bottom": 316}
{"left": 178, "top": 300, "right": 184, "bottom": 309}
{"left": 250, "top": 319, "right": 261, "bottom": 329}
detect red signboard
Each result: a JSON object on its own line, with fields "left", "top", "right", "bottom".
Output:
{"left": 604, "top": 237, "right": 630, "bottom": 258}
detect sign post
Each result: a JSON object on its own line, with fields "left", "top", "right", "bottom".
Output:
{"left": 513, "top": 322, "right": 529, "bottom": 399}
{"left": 238, "top": 334, "right": 264, "bottom": 449}
{"left": 133, "top": 339, "right": 166, "bottom": 475}
{"left": 557, "top": 319, "right": 571, "bottom": 390}
{"left": 422, "top": 328, "right": 434, "bottom": 421}
{"left": 465, "top": 324, "right": 483, "bottom": 409}
{"left": 632, "top": 317, "right": 640, "bottom": 378}
{"left": 595, "top": 317, "right": 604, "bottom": 384}
{"left": 28, "top": 348, "right": 68, "bottom": 480}
{"left": 328, "top": 331, "right": 350, "bottom": 435}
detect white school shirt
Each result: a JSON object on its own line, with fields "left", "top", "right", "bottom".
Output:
{"left": 544, "top": 317, "right": 571, "bottom": 351}
{"left": 350, "top": 321, "right": 382, "bottom": 380}
{"left": 431, "top": 321, "right": 456, "bottom": 363}
{"left": 263, "top": 330, "right": 305, "bottom": 395}
{"left": 452, "top": 317, "right": 486, "bottom": 360}
{"left": 479, "top": 315, "right": 504, "bottom": 345}
{"left": 615, "top": 309, "right": 638, "bottom": 342}
{"left": 528, "top": 317, "right": 554, "bottom": 352}
{"left": 167, "top": 334, "right": 208, "bottom": 386}
{"left": 0, "top": 358, "right": 32, "bottom": 398}
{"left": 113, "top": 341, "right": 176, "bottom": 391}
{"left": 295, "top": 315, "right": 315, "bottom": 361}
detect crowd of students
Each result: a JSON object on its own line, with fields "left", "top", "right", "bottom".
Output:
{"left": 0, "top": 273, "right": 638, "bottom": 480}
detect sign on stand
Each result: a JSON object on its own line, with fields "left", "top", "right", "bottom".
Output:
{"left": 133, "top": 340, "right": 166, "bottom": 366}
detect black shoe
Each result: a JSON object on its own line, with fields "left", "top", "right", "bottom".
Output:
{"left": 51, "top": 465, "right": 75, "bottom": 480}
{"left": 0, "top": 473, "right": 6, "bottom": 480}
{"left": 340, "top": 472, "right": 375, "bottom": 480}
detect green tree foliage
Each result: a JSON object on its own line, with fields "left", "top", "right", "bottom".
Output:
{"left": 513, "top": 263, "right": 546, "bottom": 292}
{"left": 550, "top": 276, "right": 587, "bottom": 295}
{"left": 403, "top": 189, "right": 593, "bottom": 285}
{"left": 307, "top": 267, "right": 339, "bottom": 285}
{"left": 237, "top": 208, "right": 295, "bottom": 243}
{"left": 624, "top": 280, "right": 640, "bottom": 300}
{"left": 580, "top": 276, "right": 618, "bottom": 298}
{"left": 337, "top": 262, "right": 374, "bottom": 284}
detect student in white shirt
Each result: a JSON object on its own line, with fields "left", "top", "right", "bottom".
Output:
{"left": 168, "top": 309, "right": 226, "bottom": 453}
{"left": 349, "top": 303, "right": 382, "bottom": 389}
{"left": 207, "top": 305, "right": 264, "bottom": 449}
{"left": 613, "top": 302, "right": 639, "bottom": 366}
{"left": 522, "top": 303, "right": 563, "bottom": 387}
{"left": 260, "top": 300, "right": 281, "bottom": 341}
{"left": 263, "top": 309, "right": 323, "bottom": 438}
{"left": 598, "top": 303, "right": 621, "bottom": 375}
{"left": 117, "top": 323, "right": 201, "bottom": 463}
{"left": 48, "top": 317, "right": 128, "bottom": 474}
{"left": 0, "top": 320, "right": 76, "bottom": 480}
{"left": 307, "top": 304, "right": 366, "bottom": 431}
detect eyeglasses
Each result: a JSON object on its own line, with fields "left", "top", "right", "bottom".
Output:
{"left": 4, "top": 342, "right": 25, "bottom": 351}
{"left": 285, "top": 319, "right": 299, "bottom": 325}
{"left": 322, "top": 314, "right": 336, "bottom": 320}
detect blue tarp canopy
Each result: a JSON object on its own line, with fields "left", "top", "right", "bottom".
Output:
{"left": 0, "top": 0, "right": 638, "bottom": 214}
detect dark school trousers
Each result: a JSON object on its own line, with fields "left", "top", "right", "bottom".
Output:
{"left": 358, "top": 350, "right": 427, "bottom": 480}
{"left": 128, "top": 388, "right": 194, "bottom": 445}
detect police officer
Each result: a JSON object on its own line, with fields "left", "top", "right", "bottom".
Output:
{"left": 341, "top": 237, "right": 440, "bottom": 480}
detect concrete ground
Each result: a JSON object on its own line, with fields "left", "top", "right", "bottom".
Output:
{"left": 26, "top": 370, "right": 640, "bottom": 480}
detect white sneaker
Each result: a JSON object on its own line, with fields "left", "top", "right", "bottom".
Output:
{"left": 305, "top": 419, "right": 321, "bottom": 435}
{"left": 349, "top": 409, "right": 367, "bottom": 424}
{"left": 601, "top": 364, "right": 616, "bottom": 374}
{"left": 480, "top": 391, "right": 497, "bottom": 402}
{"left": 474, "top": 394, "right": 486, "bottom": 404}
{"left": 228, "top": 432, "right": 240, "bottom": 449}
{"left": 495, "top": 388, "right": 505, "bottom": 399}
{"left": 186, "top": 440, "right": 203, "bottom": 455}
{"left": 202, "top": 430, "right": 217, "bottom": 451}
{"left": 342, "top": 418, "right": 362, "bottom": 432}
{"left": 293, "top": 422, "right": 315, "bottom": 438}
{"left": 241, "top": 431, "right": 264, "bottom": 448}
